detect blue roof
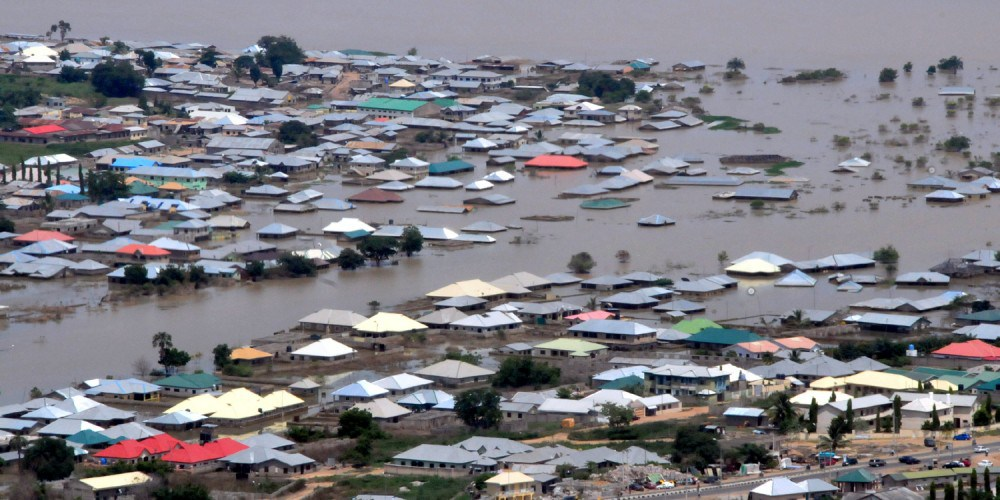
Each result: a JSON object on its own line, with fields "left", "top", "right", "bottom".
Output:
{"left": 429, "top": 160, "right": 475, "bottom": 175}
{"left": 112, "top": 157, "right": 160, "bottom": 169}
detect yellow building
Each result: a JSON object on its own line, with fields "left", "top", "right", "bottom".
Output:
{"left": 485, "top": 470, "right": 536, "bottom": 500}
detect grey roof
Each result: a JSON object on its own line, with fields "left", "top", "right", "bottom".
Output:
{"left": 846, "top": 356, "right": 890, "bottom": 372}
{"left": 853, "top": 312, "right": 928, "bottom": 328}
{"left": 829, "top": 394, "right": 891, "bottom": 412}
{"left": 394, "top": 444, "right": 479, "bottom": 464}
{"left": 239, "top": 432, "right": 296, "bottom": 450}
{"left": 225, "top": 446, "right": 315, "bottom": 467}
{"left": 455, "top": 436, "right": 534, "bottom": 456}
{"left": 568, "top": 320, "right": 656, "bottom": 336}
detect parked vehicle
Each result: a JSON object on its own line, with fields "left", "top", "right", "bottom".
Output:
{"left": 980, "top": 460, "right": 994, "bottom": 467}
{"left": 962, "top": 458, "right": 972, "bottom": 466}
{"left": 869, "top": 459, "right": 887, "bottom": 467}
{"left": 843, "top": 457, "right": 858, "bottom": 466}
{"left": 629, "top": 483, "right": 645, "bottom": 491}
{"left": 975, "top": 445, "right": 990, "bottom": 454}
{"left": 899, "top": 456, "right": 921, "bottom": 465}
{"left": 753, "top": 429, "right": 767, "bottom": 435}
{"left": 955, "top": 433, "right": 973, "bottom": 441}
{"left": 944, "top": 461, "right": 965, "bottom": 469}
{"left": 925, "top": 438, "right": 936, "bottom": 447}
{"left": 704, "top": 476, "right": 720, "bottom": 484}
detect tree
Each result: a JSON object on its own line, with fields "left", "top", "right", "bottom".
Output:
{"left": 123, "top": 264, "right": 149, "bottom": 285}
{"left": 197, "top": 47, "right": 220, "bottom": 68}
{"left": 23, "top": 437, "right": 74, "bottom": 481}
{"left": 337, "top": 248, "right": 366, "bottom": 270}
{"left": 152, "top": 484, "right": 211, "bottom": 500}
{"left": 338, "top": 408, "right": 381, "bottom": 438}
{"left": 931, "top": 404, "right": 941, "bottom": 430}
{"left": 53, "top": 20, "right": 71, "bottom": 41}
{"left": 187, "top": 265, "right": 207, "bottom": 287}
{"left": 903, "top": 61, "right": 913, "bottom": 73}
{"left": 818, "top": 415, "right": 850, "bottom": 452}
{"left": 357, "top": 237, "right": 398, "bottom": 266}
{"left": 212, "top": 344, "right": 231, "bottom": 371}
{"left": 454, "top": 388, "right": 502, "bottom": 429}
{"left": 601, "top": 403, "right": 633, "bottom": 428}
{"left": 249, "top": 65, "right": 263, "bottom": 86}
{"left": 0, "top": 217, "right": 14, "bottom": 233}
{"left": 944, "top": 483, "right": 955, "bottom": 500}
{"left": 246, "top": 260, "right": 266, "bottom": 280}
{"left": 400, "top": 226, "right": 424, "bottom": 257}
{"left": 58, "top": 48, "right": 70, "bottom": 61}
{"left": 91, "top": 61, "right": 145, "bottom": 97}
{"left": 938, "top": 56, "right": 964, "bottom": 74}
{"left": 567, "top": 251, "right": 596, "bottom": 274}
{"left": 160, "top": 348, "right": 191, "bottom": 372}
{"left": 845, "top": 399, "right": 855, "bottom": 431}
{"left": 672, "top": 426, "right": 720, "bottom": 469}
{"left": 726, "top": 57, "right": 746, "bottom": 73}
{"left": 943, "top": 135, "right": 972, "bottom": 152}
{"left": 879, "top": 68, "right": 898, "bottom": 83}
{"left": 277, "top": 253, "right": 317, "bottom": 277}
{"left": 152, "top": 331, "right": 173, "bottom": 362}
{"left": 577, "top": 72, "right": 635, "bottom": 103}
{"left": 492, "top": 358, "right": 560, "bottom": 388}
{"left": 873, "top": 244, "right": 900, "bottom": 264}
{"left": 767, "top": 392, "right": 799, "bottom": 434}
{"left": 808, "top": 398, "right": 819, "bottom": 433}
{"left": 893, "top": 395, "right": 903, "bottom": 433}
{"left": 85, "top": 169, "right": 129, "bottom": 203}
{"left": 927, "top": 65, "right": 937, "bottom": 75}
{"left": 8, "top": 435, "right": 27, "bottom": 470}
{"left": 136, "top": 50, "right": 161, "bottom": 77}
{"left": 257, "top": 35, "right": 305, "bottom": 67}
{"left": 277, "top": 120, "right": 318, "bottom": 148}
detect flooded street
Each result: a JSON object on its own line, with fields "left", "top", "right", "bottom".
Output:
{"left": 3, "top": 1, "right": 1000, "bottom": 402}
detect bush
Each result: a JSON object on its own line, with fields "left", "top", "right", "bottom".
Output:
{"left": 873, "top": 245, "right": 900, "bottom": 264}
{"left": 750, "top": 200, "right": 765, "bottom": 210}
{"left": 278, "top": 253, "right": 317, "bottom": 277}
{"left": 567, "top": 251, "right": 596, "bottom": 273}
{"left": 943, "top": 135, "right": 971, "bottom": 152}
{"left": 90, "top": 61, "right": 144, "bottom": 97}
{"left": 493, "top": 358, "right": 560, "bottom": 388}
{"left": 878, "top": 68, "right": 898, "bottom": 83}
{"left": 222, "top": 364, "right": 253, "bottom": 377}
{"left": 57, "top": 66, "right": 88, "bottom": 83}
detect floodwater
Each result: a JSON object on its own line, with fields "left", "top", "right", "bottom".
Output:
{"left": 3, "top": 1, "right": 1000, "bottom": 402}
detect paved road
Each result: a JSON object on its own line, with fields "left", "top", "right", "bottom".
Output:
{"left": 608, "top": 436, "right": 997, "bottom": 500}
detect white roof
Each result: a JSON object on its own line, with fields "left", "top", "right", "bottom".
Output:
{"left": 291, "top": 338, "right": 357, "bottom": 359}
{"left": 415, "top": 360, "right": 495, "bottom": 380}
{"left": 333, "top": 380, "right": 389, "bottom": 399}
{"left": 351, "top": 399, "right": 411, "bottom": 419}
{"left": 323, "top": 217, "right": 375, "bottom": 234}
{"left": 373, "top": 374, "right": 434, "bottom": 392}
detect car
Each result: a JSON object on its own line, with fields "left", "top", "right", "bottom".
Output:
{"left": 869, "top": 459, "right": 887, "bottom": 467}
{"left": 704, "top": 476, "right": 721, "bottom": 484}
{"left": 955, "top": 433, "right": 973, "bottom": 441}
{"left": 944, "top": 461, "right": 965, "bottom": 469}
{"left": 899, "top": 456, "right": 921, "bottom": 465}
{"left": 975, "top": 445, "right": 990, "bottom": 454}
{"left": 753, "top": 429, "right": 767, "bottom": 435}
{"left": 843, "top": 457, "right": 858, "bottom": 466}
{"left": 629, "top": 483, "right": 645, "bottom": 491}
{"left": 962, "top": 458, "right": 972, "bottom": 466}
{"left": 925, "top": 438, "right": 936, "bottom": 447}
{"left": 980, "top": 460, "right": 994, "bottom": 468}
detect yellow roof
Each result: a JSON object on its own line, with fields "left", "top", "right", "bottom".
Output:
{"left": 354, "top": 312, "right": 427, "bottom": 333}
{"left": 164, "top": 393, "right": 224, "bottom": 415}
{"left": 79, "top": 472, "right": 152, "bottom": 491}
{"left": 426, "top": 279, "right": 507, "bottom": 299}
{"left": 843, "top": 370, "right": 919, "bottom": 391}
{"left": 230, "top": 346, "right": 272, "bottom": 361}
{"left": 486, "top": 470, "right": 535, "bottom": 486}
{"left": 124, "top": 176, "right": 153, "bottom": 186}
{"left": 389, "top": 79, "right": 416, "bottom": 88}
{"left": 809, "top": 376, "right": 847, "bottom": 389}
{"left": 929, "top": 379, "right": 959, "bottom": 392}
{"left": 158, "top": 181, "right": 187, "bottom": 191}
{"left": 790, "top": 390, "right": 852, "bottom": 405}
{"left": 262, "top": 390, "right": 305, "bottom": 409}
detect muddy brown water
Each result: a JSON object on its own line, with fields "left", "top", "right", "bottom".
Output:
{"left": 3, "top": 2, "right": 1000, "bottom": 402}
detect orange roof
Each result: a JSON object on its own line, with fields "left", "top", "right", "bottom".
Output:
{"left": 13, "top": 230, "right": 75, "bottom": 243}
{"left": 933, "top": 339, "right": 1000, "bottom": 360}
{"left": 24, "top": 124, "right": 66, "bottom": 135}
{"left": 734, "top": 340, "right": 782, "bottom": 354}
{"left": 772, "top": 336, "right": 818, "bottom": 351}
{"left": 230, "top": 346, "right": 272, "bottom": 361}
{"left": 124, "top": 176, "right": 154, "bottom": 186}
{"left": 115, "top": 244, "right": 171, "bottom": 257}
{"left": 158, "top": 182, "right": 187, "bottom": 191}
{"left": 565, "top": 311, "right": 615, "bottom": 321}
{"left": 524, "top": 154, "right": 588, "bottom": 169}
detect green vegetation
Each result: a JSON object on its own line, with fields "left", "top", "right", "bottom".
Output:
{"left": 600, "top": 403, "right": 634, "bottom": 428}
{"left": 0, "top": 138, "right": 139, "bottom": 170}
{"left": 937, "top": 55, "right": 964, "bottom": 74}
{"left": 91, "top": 61, "right": 145, "bottom": 97}
{"left": 277, "top": 253, "right": 318, "bottom": 277}
{"left": 767, "top": 392, "right": 800, "bottom": 434}
{"left": 943, "top": 135, "right": 972, "bottom": 152}
{"left": 287, "top": 425, "right": 333, "bottom": 443}
{"left": 212, "top": 344, "right": 232, "bottom": 371}
{"left": 765, "top": 160, "right": 804, "bottom": 176}
{"left": 337, "top": 248, "right": 366, "bottom": 270}
{"left": 873, "top": 244, "right": 900, "bottom": 263}
{"left": 400, "top": 225, "right": 424, "bottom": 257}
{"left": 819, "top": 415, "right": 850, "bottom": 451}
{"left": 750, "top": 200, "right": 766, "bottom": 210}
{"left": 257, "top": 35, "right": 305, "bottom": 81}
{"left": 57, "top": 66, "right": 88, "bottom": 84}
{"left": 672, "top": 426, "right": 720, "bottom": 469}
{"left": 23, "top": 437, "right": 75, "bottom": 481}
{"left": 152, "top": 484, "right": 212, "bottom": 500}
{"left": 568, "top": 420, "right": 678, "bottom": 441}
{"left": 315, "top": 475, "right": 472, "bottom": 500}
{"left": 903, "top": 62, "right": 913, "bottom": 73}
{"left": 0, "top": 217, "right": 15, "bottom": 233}
{"left": 879, "top": 67, "right": 899, "bottom": 83}
{"left": 454, "top": 388, "right": 502, "bottom": 429}
{"left": 493, "top": 358, "right": 560, "bottom": 388}
{"left": 781, "top": 68, "right": 845, "bottom": 82}
{"left": 277, "top": 120, "right": 318, "bottom": 148}
{"left": 577, "top": 71, "right": 636, "bottom": 103}
{"left": 358, "top": 236, "right": 399, "bottom": 266}
{"left": 567, "top": 251, "right": 596, "bottom": 273}
{"left": 699, "top": 115, "right": 781, "bottom": 134}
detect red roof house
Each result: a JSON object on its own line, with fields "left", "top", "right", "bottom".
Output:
{"left": 13, "top": 230, "right": 75, "bottom": 244}
{"left": 347, "top": 187, "right": 404, "bottom": 203}
{"left": 565, "top": 310, "right": 615, "bottom": 322}
{"left": 202, "top": 438, "right": 248, "bottom": 459}
{"left": 932, "top": 339, "right": 1000, "bottom": 360}
{"left": 524, "top": 155, "right": 588, "bottom": 169}
{"left": 24, "top": 124, "right": 67, "bottom": 135}
{"left": 94, "top": 440, "right": 152, "bottom": 462}
{"left": 141, "top": 433, "right": 183, "bottom": 455}
{"left": 115, "top": 244, "right": 171, "bottom": 258}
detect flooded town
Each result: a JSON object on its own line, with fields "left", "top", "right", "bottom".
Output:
{"left": 3, "top": 1, "right": 1000, "bottom": 499}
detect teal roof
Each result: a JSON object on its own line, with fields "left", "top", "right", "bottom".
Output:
{"left": 580, "top": 198, "right": 631, "bottom": 210}
{"left": 601, "top": 375, "right": 645, "bottom": 390}
{"left": 343, "top": 229, "right": 371, "bottom": 240}
{"left": 154, "top": 221, "right": 183, "bottom": 231}
{"left": 358, "top": 97, "right": 426, "bottom": 113}
{"left": 883, "top": 368, "right": 935, "bottom": 382}
{"left": 128, "top": 183, "right": 159, "bottom": 195}
{"left": 428, "top": 160, "right": 475, "bottom": 175}
{"left": 685, "top": 328, "right": 762, "bottom": 346}
{"left": 835, "top": 468, "right": 878, "bottom": 483}
{"left": 155, "top": 373, "right": 220, "bottom": 390}
{"left": 958, "top": 310, "right": 1000, "bottom": 323}
{"left": 66, "top": 429, "right": 116, "bottom": 446}
{"left": 913, "top": 367, "right": 967, "bottom": 377}
{"left": 433, "top": 98, "right": 458, "bottom": 108}
{"left": 57, "top": 193, "right": 89, "bottom": 201}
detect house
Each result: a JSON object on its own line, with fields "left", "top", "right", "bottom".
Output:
{"left": 389, "top": 444, "right": 498, "bottom": 477}
{"left": 331, "top": 380, "right": 389, "bottom": 405}
{"left": 298, "top": 309, "right": 367, "bottom": 332}
{"left": 84, "top": 379, "right": 162, "bottom": 401}
{"left": 357, "top": 98, "right": 441, "bottom": 119}
{"left": 204, "top": 136, "right": 282, "bottom": 155}
{"left": 289, "top": 338, "right": 357, "bottom": 361}
{"left": 900, "top": 396, "right": 953, "bottom": 430}
{"left": 833, "top": 469, "right": 880, "bottom": 493}
{"left": 851, "top": 313, "right": 930, "bottom": 333}
{"left": 154, "top": 373, "right": 221, "bottom": 396}
{"left": 723, "top": 407, "right": 768, "bottom": 427}
{"left": 532, "top": 339, "right": 608, "bottom": 358}
{"left": 816, "top": 394, "right": 892, "bottom": 432}
{"left": 223, "top": 446, "right": 316, "bottom": 475}
{"left": 672, "top": 60, "right": 706, "bottom": 71}
{"left": 66, "top": 472, "right": 153, "bottom": 500}
{"left": 351, "top": 399, "right": 412, "bottom": 423}
{"left": 373, "top": 374, "right": 434, "bottom": 396}
{"left": 567, "top": 320, "right": 657, "bottom": 348}
{"left": 731, "top": 340, "right": 783, "bottom": 360}
{"left": 414, "top": 360, "right": 495, "bottom": 387}
{"left": 894, "top": 392, "right": 978, "bottom": 428}
{"left": 128, "top": 166, "right": 210, "bottom": 190}
{"left": 644, "top": 364, "right": 729, "bottom": 398}
{"left": 684, "top": 328, "right": 762, "bottom": 350}
{"left": 485, "top": 470, "right": 537, "bottom": 500}
{"left": 229, "top": 346, "right": 273, "bottom": 366}
{"left": 932, "top": 339, "right": 1000, "bottom": 361}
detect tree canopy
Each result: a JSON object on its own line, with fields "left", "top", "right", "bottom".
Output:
{"left": 337, "top": 248, "right": 366, "bottom": 270}
{"left": 258, "top": 35, "right": 305, "bottom": 68}
{"left": 577, "top": 72, "right": 635, "bottom": 103}
{"left": 212, "top": 344, "right": 231, "bottom": 371}
{"left": 672, "top": 427, "right": 720, "bottom": 469}
{"left": 454, "top": 388, "right": 502, "bottom": 429}
{"left": 357, "top": 237, "right": 398, "bottom": 265}
{"left": 23, "top": 437, "right": 75, "bottom": 481}
{"left": 400, "top": 226, "right": 424, "bottom": 257}
{"left": 878, "top": 68, "right": 898, "bottom": 83}
{"left": 277, "top": 120, "right": 318, "bottom": 148}
{"left": 91, "top": 61, "right": 145, "bottom": 97}
{"left": 492, "top": 358, "right": 560, "bottom": 388}
{"left": 338, "top": 408, "right": 383, "bottom": 438}
{"left": 567, "top": 251, "right": 596, "bottom": 273}
{"left": 937, "top": 56, "right": 964, "bottom": 74}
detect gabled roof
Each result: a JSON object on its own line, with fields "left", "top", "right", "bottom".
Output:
{"left": 685, "top": 328, "right": 762, "bottom": 346}
{"left": 373, "top": 374, "right": 434, "bottom": 392}
{"left": 534, "top": 338, "right": 608, "bottom": 356}
{"left": 568, "top": 320, "right": 656, "bottom": 336}
{"left": 354, "top": 313, "right": 427, "bottom": 333}
{"left": 332, "top": 380, "right": 389, "bottom": 399}
{"left": 414, "top": 360, "right": 495, "bottom": 380}
{"left": 291, "top": 338, "right": 357, "bottom": 358}
{"left": 933, "top": 339, "right": 1000, "bottom": 360}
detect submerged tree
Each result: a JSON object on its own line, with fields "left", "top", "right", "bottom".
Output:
{"left": 567, "top": 252, "right": 596, "bottom": 274}
{"left": 400, "top": 226, "right": 424, "bottom": 257}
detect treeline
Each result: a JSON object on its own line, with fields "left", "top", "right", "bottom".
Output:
{"left": 826, "top": 336, "right": 953, "bottom": 367}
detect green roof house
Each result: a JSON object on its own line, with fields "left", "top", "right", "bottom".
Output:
{"left": 357, "top": 97, "right": 441, "bottom": 119}
{"left": 673, "top": 318, "right": 721, "bottom": 334}
{"left": 684, "top": 328, "right": 762, "bottom": 349}
{"left": 428, "top": 160, "right": 475, "bottom": 176}
{"left": 532, "top": 338, "right": 608, "bottom": 358}
{"left": 154, "top": 373, "right": 221, "bottom": 396}
{"left": 834, "top": 468, "right": 878, "bottom": 493}
{"left": 957, "top": 310, "right": 1000, "bottom": 324}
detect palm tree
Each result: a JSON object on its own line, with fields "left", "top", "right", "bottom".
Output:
{"left": 726, "top": 57, "right": 746, "bottom": 72}
{"left": 767, "top": 393, "right": 799, "bottom": 434}
{"left": 55, "top": 20, "right": 71, "bottom": 42}
{"left": 151, "top": 331, "right": 173, "bottom": 361}
{"left": 818, "top": 416, "right": 850, "bottom": 452}
{"left": 9, "top": 435, "right": 27, "bottom": 470}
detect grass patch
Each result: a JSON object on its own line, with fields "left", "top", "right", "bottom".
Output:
{"left": 314, "top": 475, "right": 473, "bottom": 500}
{"left": 765, "top": 161, "right": 804, "bottom": 176}
{"left": 371, "top": 424, "right": 561, "bottom": 464}
{"left": 0, "top": 139, "right": 140, "bottom": 167}
{"left": 699, "top": 115, "right": 781, "bottom": 134}
{"left": 567, "top": 420, "right": 680, "bottom": 441}
{"left": 0, "top": 74, "right": 118, "bottom": 104}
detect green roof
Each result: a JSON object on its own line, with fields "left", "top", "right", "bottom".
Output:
{"left": 883, "top": 368, "right": 935, "bottom": 382}
{"left": 834, "top": 469, "right": 878, "bottom": 483}
{"left": 154, "top": 221, "right": 183, "bottom": 231}
{"left": 957, "top": 310, "right": 1000, "bottom": 323}
{"left": 897, "top": 469, "right": 961, "bottom": 480}
{"left": 580, "top": 198, "right": 631, "bottom": 210}
{"left": 343, "top": 229, "right": 371, "bottom": 240}
{"left": 673, "top": 319, "right": 721, "bottom": 334}
{"left": 913, "top": 367, "right": 967, "bottom": 377}
{"left": 57, "top": 193, "right": 89, "bottom": 201}
{"left": 601, "top": 375, "right": 645, "bottom": 390}
{"left": 685, "top": 328, "right": 761, "bottom": 346}
{"left": 428, "top": 160, "right": 475, "bottom": 175}
{"left": 155, "top": 373, "right": 220, "bottom": 390}
{"left": 535, "top": 338, "right": 608, "bottom": 356}
{"left": 433, "top": 98, "right": 457, "bottom": 108}
{"left": 358, "top": 97, "right": 426, "bottom": 112}
{"left": 128, "top": 183, "right": 159, "bottom": 195}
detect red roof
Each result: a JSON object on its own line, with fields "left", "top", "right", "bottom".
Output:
{"left": 933, "top": 339, "right": 1000, "bottom": 360}
{"left": 347, "top": 187, "right": 404, "bottom": 203}
{"left": 565, "top": 311, "right": 615, "bottom": 321}
{"left": 13, "top": 230, "right": 75, "bottom": 243}
{"left": 95, "top": 440, "right": 149, "bottom": 460}
{"left": 202, "top": 438, "right": 248, "bottom": 459}
{"left": 161, "top": 445, "right": 215, "bottom": 464}
{"left": 24, "top": 124, "right": 66, "bottom": 135}
{"left": 524, "top": 154, "right": 588, "bottom": 169}
{"left": 115, "top": 244, "right": 171, "bottom": 257}
{"left": 140, "top": 433, "right": 183, "bottom": 454}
